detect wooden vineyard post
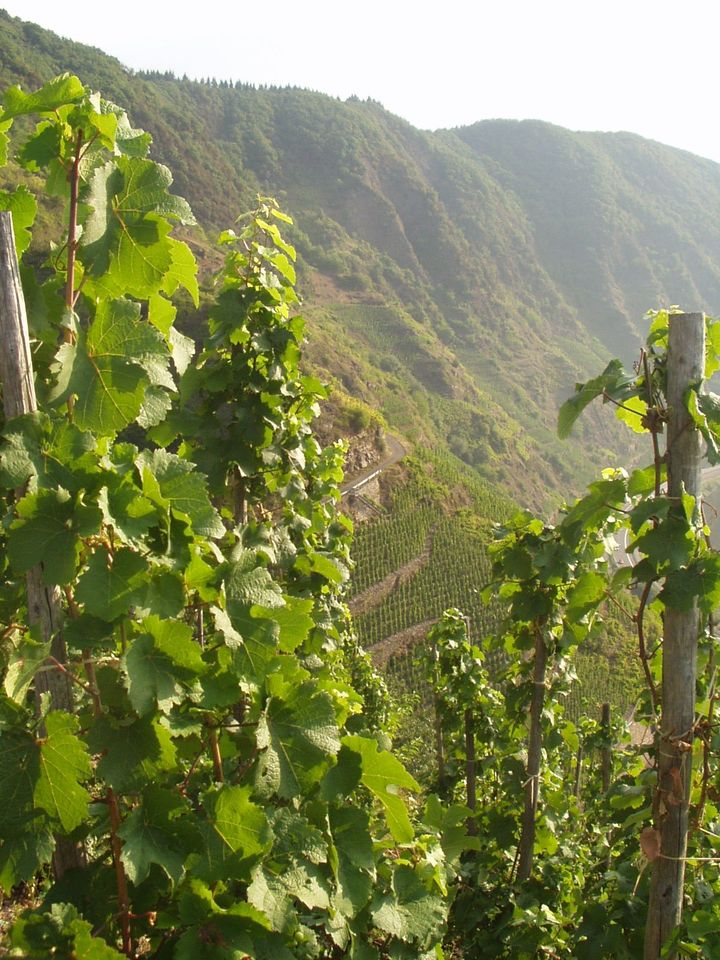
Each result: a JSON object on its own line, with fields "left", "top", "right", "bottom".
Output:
{"left": 0, "top": 212, "right": 82, "bottom": 875}
{"left": 600, "top": 702, "right": 611, "bottom": 794}
{"left": 517, "top": 623, "right": 548, "bottom": 881}
{"left": 464, "top": 707, "right": 477, "bottom": 834}
{"left": 431, "top": 637, "right": 447, "bottom": 794}
{"left": 644, "top": 312, "right": 704, "bottom": 960}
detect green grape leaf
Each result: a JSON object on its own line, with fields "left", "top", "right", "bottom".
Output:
{"left": 169, "top": 326, "right": 196, "bottom": 376}
{"left": 269, "top": 808, "right": 327, "bottom": 865}
{"left": 628, "top": 464, "right": 663, "bottom": 496}
{"left": 687, "top": 389, "right": 720, "bottom": 465}
{"left": 80, "top": 157, "right": 195, "bottom": 299}
{"left": 3, "top": 631, "right": 51, "bottom": 704}
{"left": 633, "top": 513, "right": 695, "bottom": 570}
{"left": 106, "top": 102, "right": 152, "bottom": 157}
{"left": 35, "top": 712, "right": 92, "bottom": 833}
{"left": 10, "top": 905, "right": 126, "bottom": 959}
{"left": 135, "top": 570, "right": 186, "bottom": 618}
{"left": 3, "top": 74, "right": 86, "bottom": 118}
{"left": 557, "top": 359, "right": 636, "bottom": 438}
{"left": 96, "top": 480, "right": 157, "bottom": 545}
{"left": 124, "top": 616, "right": 205, "bottom": 716}
{"left": 343, "top": 736, "right": 419, "bottom": 843}
{"left": 226, "top": 548, "right": 284, "bottom": 609}
{"left": 148, "top": 292, "right": 176, "bottom": 335}
{"left": 279, "top": 863, "right": 331, "bottom": 910}
{"left": 247, "top": 867, "right": 297, "bottom": 933}
{"left": 0, "top": 117, "right": 11, "bottom": 166}
{"left": 0, "top": 729, "right": 39, "bottom": 837}
{"left": 371, "top": 865, "right": 445, "bottom": 945}
{"left": 252, "top": 597, "right": 314, "bottom": 653}
{"left": 0, "top": 186, "right": 37, "bottom": 255}
{"left": 163, "top": 237, "right": 199, "bottom": 305}
{"left": 75, "top": 547, "right": 148, "bottom": 621}
{"left": 0, "top": 414, "right": 96, "bottom": 492}
{"left": 255, "top": 681, "right": 340, "bottom": 798}
{"left": 566, "top": 570, "right": 607, "bottom": 619}
{"left": 88, "top": 715, "right": 177, "bottom": 792}
{"left": 136, "top": 449, "right": 224, "bottom": 538}
{"left": 118, "top": 787, "right": 190, "bottom": 885}
{"left": 137, "top": 387, "right": 173, "bottom": 429}
{"left": 661, "top": 554, "right": 720, "bottom": 613}
{"left": 615, "top": 395, "right": 648, "bottom": 434}
{"left": 0, "top": 831, "right": 54, "bottom": 891}
{"left": 208, "top": 785, "right": 272, "bottom": 859}
{"left": 321, "top": 744, "right": 363, "bottom": 801}
{"left": 8, "top": 487, "right": 102, "bottom": 585}
{"left": 51, "top": 299, "right": 169, "bottom": 435}
{"left": 330, "top": 805, "right": 374, "bottom": 917}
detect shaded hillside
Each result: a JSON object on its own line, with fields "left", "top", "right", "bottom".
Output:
{"left": 3, "top": 10, "right": 720, "bottom": 507}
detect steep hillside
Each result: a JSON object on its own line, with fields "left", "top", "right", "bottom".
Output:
{"left": 3, "top": 10, "right": 720, "bottom": 510}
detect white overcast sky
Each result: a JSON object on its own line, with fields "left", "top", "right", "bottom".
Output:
{"left": 4, "top": 0, "right": 720, "bottom": 162}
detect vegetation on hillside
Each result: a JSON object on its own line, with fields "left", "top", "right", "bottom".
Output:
{"left": 5, "top": 10, "right": 720, "bottom": 509}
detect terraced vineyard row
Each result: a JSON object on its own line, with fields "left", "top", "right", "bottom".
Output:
{"left": 354, "top": 512, "right": 503, "bottom": 651}
{"left": 349, "top": 450, "right": 643, "bottom": 720}
{"left": 348, "top": 501, "right": 435, "bottom": 596}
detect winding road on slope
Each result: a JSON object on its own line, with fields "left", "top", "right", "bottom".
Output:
{"left": 339, "top": 435, "right": 407, "bottom": 497}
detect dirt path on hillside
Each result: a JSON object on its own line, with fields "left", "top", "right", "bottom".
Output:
{"left": 369, "top": 618, "right": 438, "bottom": 669}
{"left": 349, "top": 525, "right": 436, "bottom": 617}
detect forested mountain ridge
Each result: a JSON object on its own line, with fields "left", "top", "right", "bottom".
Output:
{"left": 3, "top": 9, "right": 720, "bottom": 506}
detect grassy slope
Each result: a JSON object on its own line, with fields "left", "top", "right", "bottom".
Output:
{"left": 8, "top": 10, "right": 720, "bottom": 511}
{"left": 0, "top": 11, "right": 712, "bottom": 715}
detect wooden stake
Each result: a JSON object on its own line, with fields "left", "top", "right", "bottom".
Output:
{"left": 644, "top": 312, "right": 704, "bottom": 960}
{"left": 601, "top": 702, "right": 612, "bottom": 794}
{"left": 0, "top": 212, "right": 82, "bottom": 875}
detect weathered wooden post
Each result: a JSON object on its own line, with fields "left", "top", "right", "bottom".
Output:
{"left": 464, "top": 706, "right": 477, "bottom": 834}
{"left": 600, "top": 701, "right": 612, "bottom": 793}
{"left": 644, "top": 312, "right": 704, "bottom": 960}
{"left": 431, "top": 636, "right": 447, "bottom": 794}
{"left": 0, "top": 211, "right": 81, "bottom": 874}
{"left": 517, "top": 622, "right": 548, "bottom": 881}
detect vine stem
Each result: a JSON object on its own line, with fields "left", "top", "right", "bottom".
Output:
{"left": 64, "top": 127, "right": 83, "bottom": 331}
{"left": 107, "top": 787, "right": 133, "bottom": 956}
{"left": 516, "top": 623, "right": 548, "bottom": 882}
{"left": 642, "top": 350, "right": 664, "bottom": 498}
{"left": 635, "top": 581, "right": 660, "bottom": 715}
{"left": 209, "top": 727, "right": 224, "bottom": 783}
{"left": 69, "top": 585, "right": 133, "bottom": 957}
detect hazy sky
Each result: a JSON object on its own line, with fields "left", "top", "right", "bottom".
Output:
{"left": 4, "top": 0, "right": 720, "bottom": 162}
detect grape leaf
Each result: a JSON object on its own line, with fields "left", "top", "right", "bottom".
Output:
{"left": 80, "top": 157, "right": 195, "bottom": 299}
{"left": 0, "top": 117, "right": 11, "bottom": 166}
{"left": 75, "top": 547, "right": 148, "bottom": 621}
{"left": 208, "top": 785, "right": 272, "bottom": 859}
{"left": 35, "top": 712, "right": 92, "bottom": 833}
{"left": 51, "top": 299, "right": 169, "bottom": 435}
{"left": 118, "top": 787, "right": 190, "bottom": 885}
{"left": 226, "top": 548, "right": 284, "bottom": 611}
{"left": 8, "top": 487, "right": 102, "bottom": 585}
{"left": 3, "top": 74, "right": 86, "bottom": 118}
{"left": 0, "top": 728, "right": 39, "bottom": 837}
{"left": 342, "top": 736, "right": 419, "bottom": 843}
{"left": 88, "top": 715, "right": 177, "bottom": 792}
{"left": 256, "top": 681, "right": 340, "bottom": 798}
{"left": 557, "top": 359, "right": 636, "bottom": 439}
{"left": 136, "top": 449, "right": 224, "bottom": 538}
{"left": 371, "top": 866, "right": 445, "bottom": 945}
{"left": 0, "top": 186, "right": 37, "bottom": 255}
{"left": 0, "top": 831, "right": 54, "bottom": 891}
{"left": 3, "top": 631, "right": 50, "bottom": 704}
{"left": 124, "top": 616, "right": 205, "bottom": 716}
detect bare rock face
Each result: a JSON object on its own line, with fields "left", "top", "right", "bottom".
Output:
{"left": 343, "top": 430, "right": 383, "bottom": 476}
